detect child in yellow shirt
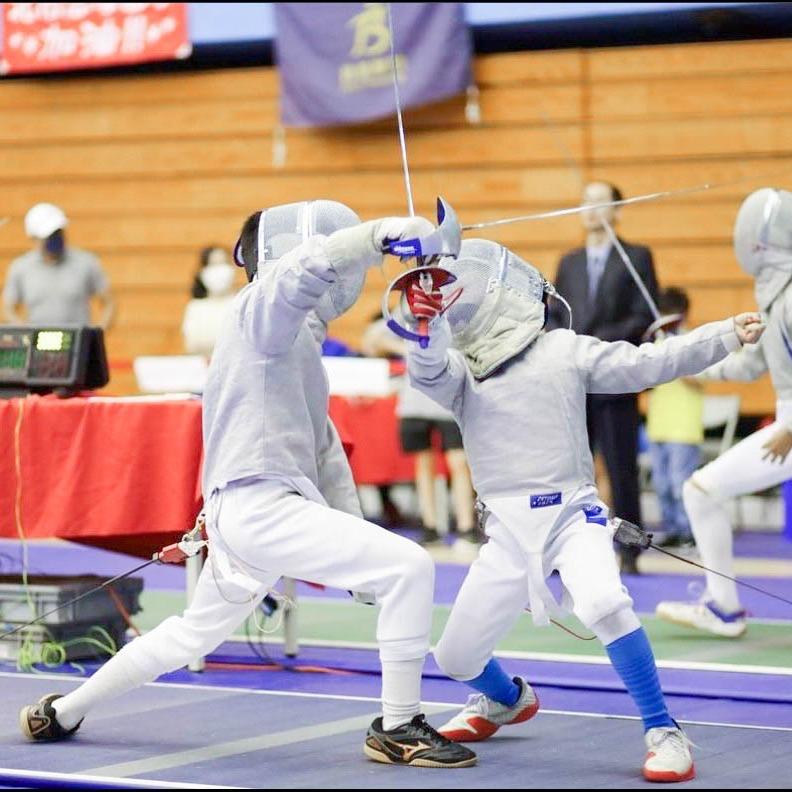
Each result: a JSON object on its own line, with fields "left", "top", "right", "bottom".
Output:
{"left": 646, "top": 287, "right": 703, "bottom": 548}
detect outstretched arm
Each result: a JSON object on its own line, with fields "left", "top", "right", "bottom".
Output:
{"left": 579, "top": 314, "right": 762, "bottom": 394}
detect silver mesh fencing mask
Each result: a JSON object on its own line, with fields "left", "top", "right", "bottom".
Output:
{"left": 235, "top": 200, "right": 365, "bottom": 322}
{"left": 734, "top": 188, "right": 792, "bottom": 310}
{"left": 438, "top": 239, "right": 550, "bottom": 379}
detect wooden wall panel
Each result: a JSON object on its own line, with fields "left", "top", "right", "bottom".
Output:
{"left": 588, "top": 40, "right": 792, "bottom": 79}
{"left": 1, "top": 42, "right": 787, "bottom": 413}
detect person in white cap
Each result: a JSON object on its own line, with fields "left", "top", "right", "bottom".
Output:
{"left": 2, "top": 203, "right": 115, "bottom": 328}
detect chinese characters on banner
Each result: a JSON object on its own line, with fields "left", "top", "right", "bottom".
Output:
{"left": 0, "top": 3, "right": 191, "bottom": 75}
{"left": 275, "top": 3, "right": 471, "bottom": 127}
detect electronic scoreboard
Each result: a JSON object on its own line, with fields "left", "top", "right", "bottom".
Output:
{"left": 0, "top": 326, "right": 109, "bottom": 396}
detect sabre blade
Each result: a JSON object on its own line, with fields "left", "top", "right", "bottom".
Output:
{"left": 601, "top": 216, "right": 662, "bottom": 322}
{"left": 462, "top": 185, "right": 713, "bottom": 230}
{"left": 386, "top": 2, "right": 414, "bottom": 218}
{"left": 650, "top": 545, "right": 792, "bottom": 608}
{"left": 612, "top": 516, "right": 792, "bottom": 609}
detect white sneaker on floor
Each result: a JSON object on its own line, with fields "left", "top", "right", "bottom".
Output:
{"left": 438, "top": 677, "right": 539, "bottom": 742}
{"left": 643, "top": 726, "right": 695, "bottom": 782}
{"left": 655, "top": 599, "right": 747, "bottom": 638}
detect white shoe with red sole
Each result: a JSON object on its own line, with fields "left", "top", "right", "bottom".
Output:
{"left": 438, "top": 676, "right": 539, "bottom": 742}
{"left": 643, "top": 726, "right": 696, "bottom": 783}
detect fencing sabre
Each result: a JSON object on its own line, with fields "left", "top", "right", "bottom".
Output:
{"left": 462, "top": 163, "right": 792, "bottom": 232}
{"left": 612, "top": 517, "right": 792, "bottom": 609}
{"left": 380, "top": 3, "right": 461, "bottom": 349}
{"left": 0, "top": 518, "right": 208, "bottom": 643}
{"left": 529, "top": 104, "right": 667, "bottom": 327}
{"left": 600, "top": 215, "right": 662, "bottom": 322}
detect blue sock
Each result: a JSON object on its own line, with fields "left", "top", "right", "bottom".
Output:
{"left": 466, "top": 658, "right": 520, "bottom": 707}
{"left": 606, "top": 627, "right": 675, "bottom": 731}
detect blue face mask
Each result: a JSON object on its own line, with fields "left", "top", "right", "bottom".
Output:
{"left": 44, "top": 230, "right": 65, "bottom": 259}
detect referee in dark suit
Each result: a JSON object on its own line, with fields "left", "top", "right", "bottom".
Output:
{"left": 549, "top": 181, "right": 659, "bottom": 574}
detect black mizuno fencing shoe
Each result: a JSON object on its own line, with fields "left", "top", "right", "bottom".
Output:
{"left": 365, "top": 713, "right": 477, "bottom": 768}
{"left": 20, "top": 694, "right": 82, "bottom": 742}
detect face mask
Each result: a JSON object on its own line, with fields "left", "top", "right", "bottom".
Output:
{"left": 199, "top": 263, "right": 236, "bottom": 296}
{"left": 44, "top": 230, "right": 65, "bottom": 259}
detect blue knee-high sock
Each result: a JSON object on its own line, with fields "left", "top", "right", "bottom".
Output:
{"left": 606, "top": 627, "right": 675, "bottom": 731}
{"left": 466, "top": 658, "right": 520, "bottom": 707}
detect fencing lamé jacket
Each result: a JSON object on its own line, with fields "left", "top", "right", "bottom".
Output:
{"left": 202, "top": 236, "right": 361, "bottom": 516}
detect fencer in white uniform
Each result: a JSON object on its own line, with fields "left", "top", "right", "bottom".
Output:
{"left": 19, "top": 201, "right": 477, "bottom": 770}
{"left": 657, "top": 188, "right": 792, "bottom": 637}
{"left": 400, "top": 239, "right": 763, "bottom": 782}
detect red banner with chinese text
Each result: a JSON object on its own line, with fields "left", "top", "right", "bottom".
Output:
{"left": 1, "top": 3, "right": 191, "bottom": 75}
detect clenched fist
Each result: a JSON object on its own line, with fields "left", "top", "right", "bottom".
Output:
{"left": 733, "top": 313, "right": 765, "bottom": 345}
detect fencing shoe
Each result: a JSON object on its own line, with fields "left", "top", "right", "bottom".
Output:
{"left": 656, "top": 599, "right": 747, "bottom": 638}
{"left": 438, "top": 676, "right": 539, "bottom": 742}
{"left": 643, "top": 725, "right": 695, "bottom": 782}
{"left": 20, "top": 694, "right": 82, "bottom": 742}
{"left": 419, "top": 527, "right": 444, "bottom": 547}
{"left": 365, "top": 713, "right": 477, "bottom": 768}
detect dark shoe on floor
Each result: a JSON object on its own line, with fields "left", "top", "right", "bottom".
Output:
{"left": 20, "top": 694, "right": 81, "bottom": 742}
{"left": 365, "top": 714, "right": 477, "bottom": 768}
{"left": 419, "top": 527, "right": 444, "bottom": 547}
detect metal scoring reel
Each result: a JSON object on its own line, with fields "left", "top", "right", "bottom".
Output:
{"left": 382, "top": 196, "right": 463, "bottom": 349}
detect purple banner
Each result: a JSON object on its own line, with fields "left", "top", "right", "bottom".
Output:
{"left": 275, "top": 3, "right": 471, "bottom": 128}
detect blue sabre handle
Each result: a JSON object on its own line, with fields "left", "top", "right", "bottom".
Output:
{"left": 386, "top": 318, "right": 430, "bottom": 348}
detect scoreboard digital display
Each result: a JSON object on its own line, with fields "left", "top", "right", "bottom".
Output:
{"left": 29, "top": 329, "right": 76, "bottom": 381}
{"left": 0, "top": 326, "right": 108, "bottom": 395}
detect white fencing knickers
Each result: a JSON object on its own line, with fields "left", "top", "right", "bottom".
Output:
{"left": 103, "top": 477, "right": 435, "bottom": 682}
{"left": 434, "top": 493, "right": 635, "bottom": 681}
{"left": 684, "top": 408, "right": 792, "bottom": 612}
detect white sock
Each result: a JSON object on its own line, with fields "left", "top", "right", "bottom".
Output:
{"left": 683, "top": 480, "right": 741, "bottom": 612}
{"left": 591, "top": 607, "right": 642, "bottom": 645}
{"left": 53, "top": 644, "right": 153, "bottom": 730}
{"left": 381, "top": 657, "right": 423, "bottom": 731}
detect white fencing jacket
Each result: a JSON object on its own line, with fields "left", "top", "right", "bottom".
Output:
{"left": 201, "top": 236, "right": 361, "bottom": 517}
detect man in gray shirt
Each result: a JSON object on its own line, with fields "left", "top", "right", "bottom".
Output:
{"left": 3, "top": 203, "right": 114, "bottom": 328}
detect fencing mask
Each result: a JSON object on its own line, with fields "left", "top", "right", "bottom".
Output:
{"left": 734, "top": 188, "right": 792, "bottom": 310}
{"left": 233, "top": 200, "right": 364, "bottom": 322}
{"left": 438, "top": 239, "right": 560, "bottom": 379}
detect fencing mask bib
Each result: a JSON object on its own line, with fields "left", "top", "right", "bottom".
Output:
{"left": 734, "top": 188, "right": 792, "bottom": 310}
